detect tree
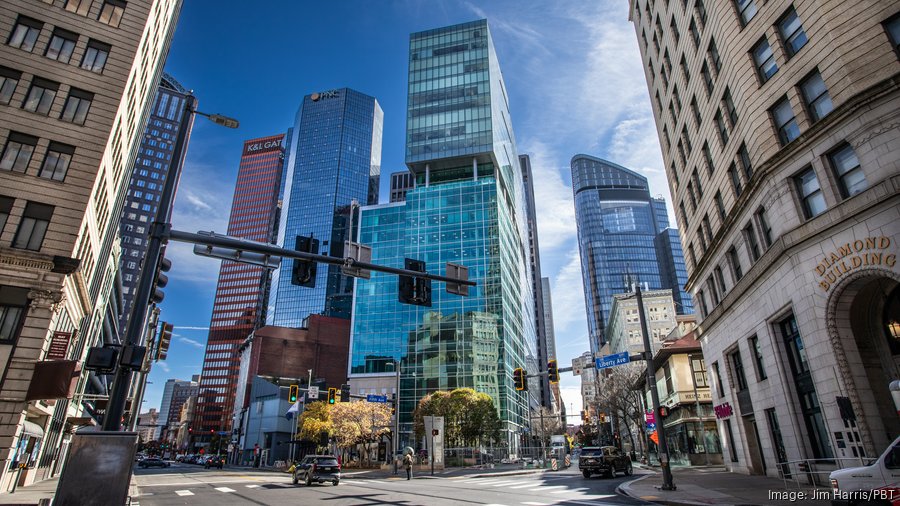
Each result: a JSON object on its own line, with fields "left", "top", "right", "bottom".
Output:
{"left": 530, "top": 406, "right": 564, "bottom": 449}
{"left": 595, "top": 363, "right": 647, "bottom": 457}
{"left": 298, "top": 401, "right": 333, "bottom": 450}
{"left": 330, "top": 401, "right": 393, "bottom": 467}
{"left": 414, "top": 388, "right": 501, "bottom": 447}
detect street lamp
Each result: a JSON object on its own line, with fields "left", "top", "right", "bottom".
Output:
{"left": 102, "top": 96, "right": 238, "bottom": 431}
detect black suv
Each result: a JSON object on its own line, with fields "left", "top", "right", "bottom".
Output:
{"left": 293, "top": 455, "right": 341, "bottom": 486}
{"left": 579, "top": 446, "right": 633, "bottom": 478}
{"left": 204, "top": 456, "right": 224, "bottom": 469}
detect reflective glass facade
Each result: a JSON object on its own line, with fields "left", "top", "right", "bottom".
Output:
{"left": 572, "top": 154, "right": 692, "bottom": 354}
{"left": 195, "top": 134, "right": 285, "bottom": 435}
{"left": 350, "top": 20, "right": 535, "bottom": 452}
{"left": 268, "top": 89, "right": 382, "bottom": 326}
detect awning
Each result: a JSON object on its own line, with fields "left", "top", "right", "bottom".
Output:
{"left": 22, "top": 420, "right": 44, "bottom": 439}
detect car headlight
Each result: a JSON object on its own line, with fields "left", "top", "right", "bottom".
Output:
{"left": 830, "top": 478, "right": 838, "bottom": 494}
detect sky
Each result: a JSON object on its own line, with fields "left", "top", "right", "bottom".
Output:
{"left": 144, "top": 0, "right": 673, "bottom": 424}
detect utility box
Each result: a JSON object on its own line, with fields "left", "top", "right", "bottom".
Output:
{"left": 54, "top": 431, "right": 139, "bottom": 505}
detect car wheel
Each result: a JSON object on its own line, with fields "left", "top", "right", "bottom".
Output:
{"left": 624, "top": 462, "right": 633, "bottom": 476}
{"left": 333, "top": 480, "right": 339, "bottom": 486}
{"left": 582, "top": 470, "right": 591, "bottom": 479}
{"left": 305, "top": 473, "right": 312, "bottom": 487}
{"left": 292, "top": 472, "right": 299, "bottom": 485}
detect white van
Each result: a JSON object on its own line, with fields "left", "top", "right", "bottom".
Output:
{"left": 829, "top": 436, "right": 900, "bottom": 506}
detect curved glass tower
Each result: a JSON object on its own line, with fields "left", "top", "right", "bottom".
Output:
{"left": 572, "top": 154, "right": 691, "bottom": 354}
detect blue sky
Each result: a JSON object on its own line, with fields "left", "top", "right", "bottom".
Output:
{"left": 144, "top": 0, "right": 673, "bottom": 423}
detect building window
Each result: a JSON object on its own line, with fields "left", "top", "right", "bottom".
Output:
{"left": 691, "top": 167, "right": 703, "bottom": 196}
{"left": 39, "top": 142, "right": 74, "bottom": 181}
{"left": 743, "top": 222, "right": 761, "bottom": 262}
{"left": 795, "top": 167, "right": 826, "bottom": 219}
{"left": 724, "top": 419, "right": 739, "bottom": 462}
{"left": 828, "top": 143, "right": 868, "bottom": 198}
{"left": 688, "top": 243, "right": 698, "bottom": 270}
{"left": 701, "top": 61, "right": 713, "bottom": 95}
{"left": 729, "top": 348, "right": 748, "bottom": 391}
{"left": 702, "top": 213, "right": 713, "bottom": 244}
{"left": 60, "top": 88, "right": 93, "bottom": 125}
{"left": 45, "top": 28, "right": 78, "bottom": 64}
{"left": 0, "top": 66, "right": 21, "bottom": 105}
{"left": 13, "top": 201, "right": 53, "bottom": 251}
{"left": 712, "top": 361, "right": 724, "bottom": 397}
{"left": 714, "top": 191, "right": 726, "bottom": 220}
{"left": 723, "top": 87, "right": 738, "bottom": 126}
{"left": 697, "top": 288, "right": 708, "bottom": 317}
{"left": 0, "top": 196, "right": 11, "bottom": 233}
{"left": 65, "top": 0, "right": 92, "bottom": 15}
{"left": 687, "top": 182, "right": 697, "bottom": 209}
{"left": 734, "top": 0, "right": 758, "bottom": 26}
{"left": 690, "top": 95, "right": 701, "bottom": 127}
{"left": 679, "top": 201, "right": 689, "bottom": 227}
{"left": 689, "top": 17, "right": 700, "bottom": 48}
{"left": 8, "top": 16, "right": 43, "bottom": 52}
{"left": 771, "top": 97, "right": 800, "bottom": 145}
{"left": 663, "top": 125, "right": 670, "bottom": 151}
{"left": 708, "top": 38, "right": 721, "bottom": 74}
{"left": 670, "top": 18, "right": 680, "bottom": 44}
{"left": 885, "top": 12, "right": 900, "bottom": 57}
{"left": 738, "top": 142, "right": 752, "bottom": 180}
{"left": 708, "top": 275, "right": 720, "bottom": 305}
{"left": 714, "top": 265, "right": 727, "bottom": 296}
{"left": 22, "top": 78, "right": 59, "bottom": 116}
{"left": 752, "top": 38, "right": 778, "bottom": 83}
{"left": 81, "top": 40, "right": 111, "bottom": 73}
{"left": 778, "top": 6, "right": 808, "bottom": 57}
{"left": 755, "top": 206, "right": 773, "bottom": 249}
{"left": 690, "top": 354, "right": 708, "bottom": 388}
{"left": 749, "top": 334, "right": 767, "bottom": 380}
{"left": 696, "top": 0, "right": 707, "bottom": 26}
{"left": 0, "top": 285, "right": 30, "bottom": 343}
{"left": 799, "top": 70, "right": 834, "bottom": 122}
{"left": 701, "top": 141, "right": 713, "bottom": 175}
{"left": 1, "top": 132, "right": 38, "bottom": 173}
{"left": 714, "top": 110, "right": 729, "bottom": 147}
{"left": 728, "top": 245, "right": 743, "bottom": 281}
{"left": 728, "top": 162, "right": 743, "bottom": 197}
{"left": 98, "top": 0, "right": 126, "bottom": 27}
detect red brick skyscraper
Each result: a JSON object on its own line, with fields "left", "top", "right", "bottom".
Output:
{"left": 194, "top": 134, "right": 285, "bottom": 440}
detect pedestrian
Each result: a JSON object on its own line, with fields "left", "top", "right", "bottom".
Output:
{"left": 403, "top": 450, "right": 413, "bottom": 480}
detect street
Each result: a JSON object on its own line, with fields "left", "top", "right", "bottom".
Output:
{"left": 132, "top": 462, "right": 651, "bottom": 506}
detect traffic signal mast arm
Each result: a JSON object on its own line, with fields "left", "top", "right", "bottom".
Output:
{"left": 166, "top": 228, "right": 476, "bottom": 288}
{"left": 522, "top": 353, "right": 647, "bottom": 378}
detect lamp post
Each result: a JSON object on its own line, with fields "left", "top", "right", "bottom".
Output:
{"left": 388, "top": 360, "right": 401, "bottom": 474}
{"left": 102, "top": 96, "right": 238, "bottom": 431}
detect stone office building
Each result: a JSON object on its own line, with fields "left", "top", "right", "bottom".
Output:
{"left": 630, "top": 0, "right": 899, "bottom": 476}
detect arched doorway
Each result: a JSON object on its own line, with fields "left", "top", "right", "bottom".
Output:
{"left": 828, "top": 270, "right": 900, "bottom": 456}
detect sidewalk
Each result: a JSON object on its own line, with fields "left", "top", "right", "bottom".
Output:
{"left": 0, "top": 475, "right": 140, "bottom": 505}
{"left": 618, "top": 465, "right": 832, "bottom": 506}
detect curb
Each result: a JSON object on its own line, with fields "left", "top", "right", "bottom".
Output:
{"left": 616, "top": 475, "right": 745, "bottom": 506}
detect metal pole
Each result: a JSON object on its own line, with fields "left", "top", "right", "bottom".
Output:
{"left": 431, "top": 431, "right": 434, "bottom": 476}
{"left": 129, "top": 309, "right": 159, "bottom": 432}
{"left": 102, "top": 94, "right": 197, "bottom": 431}
{"left": 635, "top": 282, "right": 675, "bottom": 490}
{"left": 394, "top": 361, "right": 400, "bottom": 474}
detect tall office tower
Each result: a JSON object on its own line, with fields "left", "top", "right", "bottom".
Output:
{"left": 349, "top": 19, "right": 536, "bottom": 452}
{"left": 158, "top": 378, "right": 179, "bottom": 439}
{"left": 540, "top": 277, "right": 563, "bottom": 417}
{"left": 268, "top": 89, "right": 383, "bottom": 326}
{"left": 194, "top": 134, "right": 285, "bottom": 437}
{"left": 571, "top": 155, "right": 691, "bottom": 354}
{"left": 520, "top": 154, "right": 550, "bottom": 410}
{"left": 389, "top": 171, "right": 415, "bottom": 203}
{"left": 118, "top": 73, "right": 193, "bottom": 331}
{"left": 157, "top": 376, "right": 197, "bottom": 440}
{"left": 630, "top": 0, "right": 900, "bottom": 475}
{"left": 0, "top": 0, "right": 181, "bottom": 489}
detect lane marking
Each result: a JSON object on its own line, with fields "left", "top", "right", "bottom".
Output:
{"left": 521, "top": 502, "right": 550, "bottom": 506}
{"left": 508, "top": 483, "right": 539, "bottom": 489}
{"left": 214, "top": 487, "right": 236, "bottom": 493}
{"left": 489, "top": 481, "right": 522, "bottom": 487}
{"left": 174, "top": 490, "right": 194, "bottom": 496}
{"left": 245, "top": 484, "right": 260, "bottom": 488}
{"left": 528, "top": 485, "right": 567, "bottom": 492}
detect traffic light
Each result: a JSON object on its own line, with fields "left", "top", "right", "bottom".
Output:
{"left": 599, "top": 412, "right": 607, "bottom": 423}
{"left": 210, "top": 428, "right": 215, "bottom": 435}
{"left": 188, "top": 427, "right": 193, "bottom": 434}
{"left": 340, "top": 384, "right": 350, "bottom": 402}
{"left": 151, "top": 248, "right": 172, "bottom": 304}
{"left": 289, "top": 384, "right": 299, "bottom": 403}
{"left": 398, "top": 258, "right": 431, "bottom": 306}
{"left": 327, "top": 388, "right": 337, "bottom": 404}
{"left": 548, "top": 359, "right": 559, "bottom": 383}
{"left": 291, "top": 235, "right": 318, "bottom": 287}
{"left": 156, "top": 322, "right": 173, "bottom": 360}
{"left": 513, "top": 368, "right": 526, "bottom": 391}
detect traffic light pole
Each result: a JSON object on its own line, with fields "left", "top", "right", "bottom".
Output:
{"left": 102, "top": 95, "right": 197, "bottom": 431}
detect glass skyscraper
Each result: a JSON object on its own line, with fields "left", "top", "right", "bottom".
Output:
{"left": 268, "top": 89, "right": 383, "bottom": 326}
{"left": 350, "top": 19, "right": 536, "bottom": 451}
{"left": 571, "top": 154, "right": 692, "bottom": 355}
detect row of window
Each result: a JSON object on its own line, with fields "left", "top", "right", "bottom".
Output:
{"left": 1, "top": 132, "right": 75, "bottom": 181}
{"left": 50, "top": 0, "right": 127, "bottom": 28}
{"left": 8, "top": 15, "right": 112, "bottom": 73}
{"left": 0, "top": 68, "right": 94, "bottom": 125}
{"left": 0, "top": 197, "right": 53, "bottom": 252}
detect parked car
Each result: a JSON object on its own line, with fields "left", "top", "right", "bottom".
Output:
{"left": 138, "top": 458, "right": 170, "bottom": 469}
{"left": 829, "top": 436, "right": 900, "bottom": 506}
{"left": 579, "top": 446, "right": 632, "bottom": 478}
{"left": 205, "top": 456, "right": 225, "bottom": 469}
{"left": 293, "top": 455, "right": 341, "bottom": 486}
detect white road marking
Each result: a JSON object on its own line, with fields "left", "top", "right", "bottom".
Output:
{"left": 552, "top": 488, "right": 587, "bottom": 494}
{"left": 508, "top": 483, "right": 539, "bottom": 489}
{"left": 466, "top": 479, "right": 505, "bottom": 485}
{"left": 214, "top": 487, "right": 236, "bottom": 493}
{"left": 528, "top": 485, "right": 567, "bottom": 492}
{"left": 490, "top": 481, "right": 522, "bottom": 486}
{"left": 521, "top": 502, "right": 550, "bottom": 506}
{"left": 174, "top": 490, "right": 194, "bottom": 496}
{"left": 245, "top": 484, "right": 260, "bottom": 488}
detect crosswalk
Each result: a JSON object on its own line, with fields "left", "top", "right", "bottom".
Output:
{"left": 453, "top": 477, "right": 616, "bottom": 501}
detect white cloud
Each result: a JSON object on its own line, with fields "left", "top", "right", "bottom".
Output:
{"left": 156, "top": 361, "right": 170, "bottom": 373}
{"left": 547, "top": 251, "right": 586, "bottom": 333}
{"left": 177, "top": 336, "right": 205, "bottom": 348}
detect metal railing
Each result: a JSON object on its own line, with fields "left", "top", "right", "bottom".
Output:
{"left": 776, "top": 457, "right": 868, "bottom": 489}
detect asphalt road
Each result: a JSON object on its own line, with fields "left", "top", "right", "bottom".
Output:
{"left": 132, "top": 462, "right": 651, "bottom": 506}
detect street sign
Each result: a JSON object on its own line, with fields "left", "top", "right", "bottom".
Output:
{"left": 308, "top": 386, "right": 319, "bottom": 399}
{"left": 646, "top": 422, "right": 656, "bottom": 431}
{"left": 218, "top": 431, "right": 228, "bottom": 436}
{"left": 366, "top": 394, "right": 388, "bottom": 403}
{"left": 645, "top": 410, "right": 656, "bottom": 424}
{"left": 595, "top": 351, "right": 630, "bottom": 370}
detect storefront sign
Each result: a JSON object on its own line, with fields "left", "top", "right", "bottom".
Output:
{"left": 46, "top": 331, "right": 71, "bottom": 360}
{"left": 714, "top": 402, "right": 733, "bottom": 419}
{"left": 815, "top": 236, "right": 895, "bottom": 292}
